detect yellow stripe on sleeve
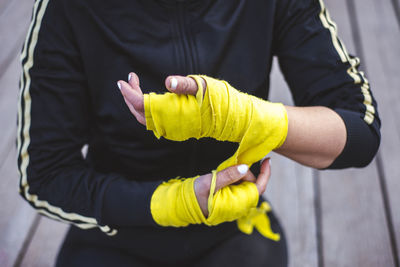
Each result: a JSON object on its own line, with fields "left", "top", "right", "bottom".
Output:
{"left": 17, "top": 0, "right": 117, "bottom": 236}
{"left": 318, "top": 0, "right": 375, "bottom": 125}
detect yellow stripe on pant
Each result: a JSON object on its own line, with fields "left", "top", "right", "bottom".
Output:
{"left": 146, "top": 75, "right": 287, "bottom": 241}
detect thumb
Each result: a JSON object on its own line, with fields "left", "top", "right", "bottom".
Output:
{"left": 165, "top": 75, "right": 206, "bottom": 96}
{"left": 214, "top": 164, "right": 249, "bottom": 192}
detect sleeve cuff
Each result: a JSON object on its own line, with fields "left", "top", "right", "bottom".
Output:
{"left": 100, "top": 177, "right": 162, "bottom": 227}
{"left": 328, "top": 108, "right": 380, "bottom": 169}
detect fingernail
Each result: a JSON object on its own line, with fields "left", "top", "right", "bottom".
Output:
{"left": 117, "top": 82, "right": 121, "bottom": 90}
{"left": 237, "top": 164, "right": 248, "bottom": 175}
{"left": 269, "top": 159, "right": 272, "bottom": 167}
{"left": 128, "top": 73, "right": 132, "bottom": 81}
{"left": 171, "top": 77, "right": 178, "bottom": 90}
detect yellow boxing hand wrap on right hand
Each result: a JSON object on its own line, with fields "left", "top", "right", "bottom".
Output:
{"left": 146, "top": 75, "right": 288, "bottom": 233}
{"left": 145, "top": 75, "right": 288, "bottom": 170}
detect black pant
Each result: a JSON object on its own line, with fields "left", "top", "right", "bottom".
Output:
{"left": 56, "top": 211, "right": 287, "bottom": 267}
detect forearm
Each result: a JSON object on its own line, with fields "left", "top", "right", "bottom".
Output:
{"left": 275, "top": 106, "right": 346, "bottom": 169}
{"left": 120, "top": 73, "right": 377, "bottom": 170}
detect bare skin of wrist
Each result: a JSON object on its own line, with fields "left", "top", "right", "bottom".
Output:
{"left": 275, "top": 106, "right": 346, "bottom": 169}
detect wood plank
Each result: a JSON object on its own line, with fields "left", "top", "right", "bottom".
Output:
{"left": 352, "top": 0, "right": 400, "bottom": 261}
{"left": 318, "top": 0, "right": 395, "bottom": 266}
{"left": 0, "top": 0, "right": 13, "bottom": 18}
{"left": 0, "top": 0, "right": 31, "bottom": 74}
{"left": 0, "top": 1, "right": 72, "bottom": 266}
{"left": 20, "top": 217, "right": 68, "bottom": 267}
{"left": 0, "top": 1, "right": 39, "bottom": 266}
{"left": 0, "top": 144, "right": 37, "bottom": 267}
{"left": 0, "top": 0, "right": 32, "bottom": 151}
{"left": 318, "top": 164, "right": 395, "bottom": 267}
{"left": 265, "top": 60, "right": 318, "bottom": 267}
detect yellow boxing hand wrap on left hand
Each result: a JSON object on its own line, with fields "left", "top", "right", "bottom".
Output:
{"left": 151, "top": 171, "right": 259, "bottom": 227}
{"left": 146, "top": 75, "right": 288, "bottom": 232}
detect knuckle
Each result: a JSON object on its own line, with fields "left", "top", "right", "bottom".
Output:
{"left": 190, "top": 79, "right": 198, "bottom": 94}
{"left": 183, "top": 79, "right": 191, "bottom": 94}
{"left": 134, "top": 98, "right": 144, "bottom": 111}
{"left": 225, "top": 167, "right": 237, "bottom": 182}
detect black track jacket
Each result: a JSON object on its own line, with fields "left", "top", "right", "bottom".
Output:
{"left": 18, "top": 0, "right": 380, "bottom": 259}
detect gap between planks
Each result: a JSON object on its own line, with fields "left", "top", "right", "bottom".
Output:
{"left": 13, "top": 215, "right": 40, "bottom": 267}
{"left": 313, "top": 170, "right": 324, "bottom": 267}
{"left": 390, "top": 0, "right": 400, "bottom": 28}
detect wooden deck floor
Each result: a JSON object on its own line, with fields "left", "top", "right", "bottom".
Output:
{"left": 0, "top": 0, "right": 399, "bottom": 266}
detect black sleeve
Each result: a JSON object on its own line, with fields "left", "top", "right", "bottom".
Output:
{"left": 273, "top": 0, "right": 381, "bottom": 168}
{"left": 17, "top": 0, "right": 160, "bottom": 235}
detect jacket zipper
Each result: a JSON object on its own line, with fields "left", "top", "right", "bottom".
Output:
{"left": 175, "top": 2, "right": 197, "bottom": 73}
{"left": 174, "top": 2, "right": 199, "bottom": 173}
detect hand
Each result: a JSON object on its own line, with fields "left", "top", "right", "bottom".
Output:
{"left": 194, "top": 158, "right": 271, "bottom": 217}
{"left": 118, "top": 72, "right": 205, "bottom": 126}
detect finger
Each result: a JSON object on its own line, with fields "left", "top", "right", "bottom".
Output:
{"left": 165, "top": 76, "right": 199, "bottom": 95}
{"left": 194, "top": 173, "right": 213, "bottom": 217}
{"left": 240, "top": 171, "right": 257, "bottom": 183}
{"left": 128, "top": 72, "right": 143, "bottom": 94}
{"left": 123, "top": 96, "right": 146, "bottom": 125}
{"left": 118, "top": 80, "right": 144, "bottom": 112}
{"left": 215, "top": 164, "right": 249, "bottom": 192}
{"left": 256, "top": 158, "right": 271, "bottom": 195}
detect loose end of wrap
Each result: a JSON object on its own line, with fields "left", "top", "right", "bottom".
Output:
{"left": 237, "top": 201, "right": 281, "bottom": 242}
{"left": 144, "top": 93, "right": 161, "bottom": 139}
{"left": 207, "top": 170, "right": 218, "bottom": 215}
{"left": 187, "top": 75, "right": 205, "bottom": 106}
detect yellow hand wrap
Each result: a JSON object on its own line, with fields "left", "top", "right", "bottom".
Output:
{"left": 145, "top": 75, "right": 288, "bottom": 170}
{"left": 237, "top": 201, "right": 281, "bottom": 241}
{"left": 146, "top": 75, "right": 287, "bottom": 240}
{"left": 151, "top": 171, "right": 259, "bottom": 227}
